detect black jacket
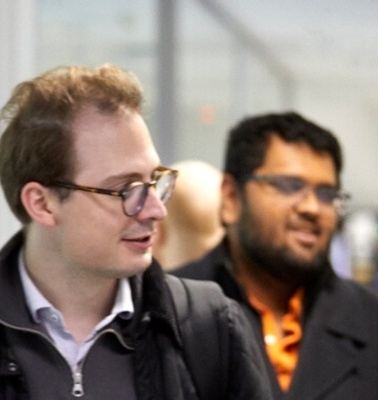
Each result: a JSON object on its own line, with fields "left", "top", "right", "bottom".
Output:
{"left": 174, "top": 241, "right": 378, "bottom": 400}
{"left": 0, "top": 232, "right": 271, "bottom": 400}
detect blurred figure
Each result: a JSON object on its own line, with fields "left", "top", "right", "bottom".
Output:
{"left": 344, "top": 209, "right": 378, "bottom": 286}
{"left": 174, "top": 111, "right": 378, "bottom": 400}
{"left": 153, "top": 160, "right": 225, "bottom": 271}
{"left": 330, "top": 218, "right": 352, "bottom": 279}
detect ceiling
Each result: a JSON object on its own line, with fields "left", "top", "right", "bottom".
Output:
{"left": 222, "top": 0, "right": 378, "bottom": 85}
{"left": 199, "top": 0, "right": 378, "bottom": 210}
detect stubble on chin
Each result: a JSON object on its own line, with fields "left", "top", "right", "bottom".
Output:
{"left": 243, "top": 237, "right": 329, "bottom": 285}
{"left": 237, "top": 194, "right": 331, "bottom": 285}
{"left": 238, "top": 221, "right": 329, "bottom": 286}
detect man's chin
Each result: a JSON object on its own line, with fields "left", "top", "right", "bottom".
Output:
{"left": 132, "top": 255, "right": 153, "bottom": 274}
{"left": 278, "top": 254, "right": 326, "bottom": 283}
{"left": 114, "top": 255, "right": 153, "bottom": 278}
{"left": 259, "top": 246, "right": 328, "bottom": 285}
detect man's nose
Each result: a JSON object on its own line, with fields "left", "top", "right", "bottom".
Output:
{"left": 294, "top": 187, "right": 321, "bottom": 214}
{"left": 136, "top": 186, "right": 168, "bottom": 221}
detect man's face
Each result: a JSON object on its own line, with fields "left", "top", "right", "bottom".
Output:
{"left": 222, "top": 135, "right": 339, "bottom": 283}
{"left": 52, "top": 106, "right": 167, "bottom": 279}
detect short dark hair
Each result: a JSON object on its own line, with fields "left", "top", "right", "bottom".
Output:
{"left": 0, "top": 64, "right": 144, "bottom": 224}
{"left": 224, "top": 111, "right": 343, "bottom": 185}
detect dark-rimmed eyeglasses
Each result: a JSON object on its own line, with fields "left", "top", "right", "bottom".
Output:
{"left": 48, "top": 166, "right": 178, "bottom": 217}
{"left": 241, "top": 174, "right": 350, "bottom": 214}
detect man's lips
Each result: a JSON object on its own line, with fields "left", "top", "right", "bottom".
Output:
{"left": 289, "top": 224, "right": 321, "bottom": 246}
{"left": 121, "top": 232, "right": 154, "bottom": 249}
{"left": 292, "top": 230, "right": 319, "bottom": 246}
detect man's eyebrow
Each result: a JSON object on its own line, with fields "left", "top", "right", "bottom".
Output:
{"left": 100, "top": 167, "right": 163, "bottom": 187}
{"left": 101, "top": 172, "right": 143, "bottom": 187}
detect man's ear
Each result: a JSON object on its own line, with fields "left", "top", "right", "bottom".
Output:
{"left": 220, "top": 174, "right": 242, "bottom": 225}
{"left": 20, "top": 182, "right": 59, "bottom": 227}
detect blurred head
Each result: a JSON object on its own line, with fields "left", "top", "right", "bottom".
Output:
{"left": 221, "top": 112, "right": 346, "bottom": 284}
{"left": 153, "top": 160, "right": 225, "bottom": 270}
{"left": 224, "top": 111, "right": 342, "bottom": 184}
{"left": 0, "top": 64, "right": 143, "bottom": 224}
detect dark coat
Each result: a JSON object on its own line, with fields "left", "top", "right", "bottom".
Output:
{"left": 0, "top": 232, "right": 271, "bottom": 400}
{"left": 174, "top": 242, "right": 378, "bottom": 400}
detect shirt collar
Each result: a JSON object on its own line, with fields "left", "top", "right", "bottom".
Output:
{"left": 111, "top": 276, "right": 134, "bottom": 319}
{"left": 18, "top": 250, "right": 134, "bottom": 324}
{"left": 19, "top": 251, "right": 52, "bottom": 323}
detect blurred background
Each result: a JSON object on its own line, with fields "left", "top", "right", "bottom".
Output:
{"left": 1, "top": 0, "right": 378, "bottom": 284}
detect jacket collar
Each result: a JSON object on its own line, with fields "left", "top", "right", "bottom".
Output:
{"left": 129, "top": 260, "right": 182, "bottom": 346}
{"left": 0, "top": 231, "right": 33, "bottom": 328}
{"left": 307, "top": 274, "right": 369, "bottom": 344}
{"left": 288, "top": 276, "right": 373, "bottom": 400}
{"left": 0, "top": 230, "right": 181, "bottom": 346}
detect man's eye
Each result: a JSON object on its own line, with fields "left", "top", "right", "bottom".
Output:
{"left": 316, "top": 187, "right": 338, "bottom": 203}
{"left": 116, "top": 183, "right": 131, "bottom": 191}
{"left": 152, "top": 171, "right": 163, "bottom": 181}
{"left": 120, "top": 182, "right": 143, "bottom": 198}
{"left": 274, "top": 178, "right": 304, "bottom": 194}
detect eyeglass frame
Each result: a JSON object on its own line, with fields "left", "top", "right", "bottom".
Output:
{"left": 238, "top": 173, "right": 350, "bottom": 214}
{"left": 46, "top": 166, "right": 178, "bottom": 217}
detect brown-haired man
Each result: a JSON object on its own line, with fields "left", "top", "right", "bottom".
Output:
{"left": 0, "top": 65, "right": 271, "bottom": 400}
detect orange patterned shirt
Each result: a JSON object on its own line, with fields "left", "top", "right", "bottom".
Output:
{"left": 240, "top": 281, "right": 304, "bottom": 392}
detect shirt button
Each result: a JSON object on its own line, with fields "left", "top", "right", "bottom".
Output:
{"left": 7, "top": 362, "right": 19, "bottom": 373}
{"left": 50, "top": 313, "right": 59, "bottom": 323}
{"left": 264, "top": 334, "right": 277, "bottom": 345}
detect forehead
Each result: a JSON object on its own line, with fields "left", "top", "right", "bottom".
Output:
{"left": 71, "top": 105, "right": 159, "bottom": 180}
{"left": 257, "top": 135, "right": 337, "bottom": 183}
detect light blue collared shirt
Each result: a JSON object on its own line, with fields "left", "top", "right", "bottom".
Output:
{"left": 18, "top": 251, "right": 134, "bottom": 371}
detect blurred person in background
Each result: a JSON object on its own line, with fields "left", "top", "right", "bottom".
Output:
{"left": 343, "top": 209, "right": 378, "bottom": 287}
{"left": 153, "top": 159, "right": 225, "bottom": 271}
{"left": 174, "top": 111, "right": 378, "bottom": 400}
{"left": 330, "top": 218, "right": 352, "bottom": 279}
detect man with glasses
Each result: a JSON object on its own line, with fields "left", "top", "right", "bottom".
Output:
{"left": 0, "top": 65, "right": 271, "bottom": 399}
{"left": 174, "top": 112, "right": 378, "bottom": 400}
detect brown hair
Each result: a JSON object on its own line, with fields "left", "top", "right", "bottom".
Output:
{"left": 0, "top": 64, "right": 143, "bottom": 224}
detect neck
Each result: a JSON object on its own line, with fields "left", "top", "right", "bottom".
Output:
{"left": 23, "top": 234, "right": 119, "bottom": 343}
{"left": 240, "top": 266, "right": 298, "bottom": 316}
{"left": 229, "top": 242, "right": 300, "bottom": 318}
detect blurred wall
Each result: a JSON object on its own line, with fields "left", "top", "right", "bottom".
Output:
{"left": 1, "top": 0, "right": 378, "bottom": 247}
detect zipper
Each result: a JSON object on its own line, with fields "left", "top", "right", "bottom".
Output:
{"left": 0, "top": 320, "right": 134, "bottom": 398}
{"left": 0, "top": 320, "right": 77, "bottom": 394}
{"left": 72, "top": 367, "right": 84, "bottom": 397}
{"left": 69, "top": 328, "right": 133, "bottom": 397}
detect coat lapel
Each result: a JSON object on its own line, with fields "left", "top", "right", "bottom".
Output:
{"left": 287, "top": 279, "right": 367, "bottom": 400}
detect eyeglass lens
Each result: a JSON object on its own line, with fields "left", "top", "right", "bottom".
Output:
{"left": 122, "top": 172, "right": 175, "bottom": 216}
{"left": 272, "top": 177, "right": 339, "bottom": 204}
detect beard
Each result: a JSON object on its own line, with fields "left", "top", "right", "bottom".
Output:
{"left": 237, "top": 199, "right": 331, "bottom": 285}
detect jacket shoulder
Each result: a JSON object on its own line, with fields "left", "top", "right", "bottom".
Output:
{"left": 165, "top": 275, "right": 230, "bottom": 399}
{"left": 165, "top": 275, "right": 272, "bottom": 400}
{"left": 332, "top": 276, "right": 378, "bottom": 309}
{"left": 172, "top": 244, "right": 224, "bottom": 280}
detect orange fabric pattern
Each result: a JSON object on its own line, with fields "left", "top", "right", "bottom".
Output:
{"left": 248, "top": 289, "right": 304, "bottom": 391}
